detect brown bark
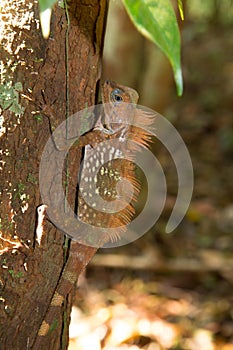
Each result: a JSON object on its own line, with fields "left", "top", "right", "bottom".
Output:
{"left": 0, "top": 0, "right": 107, "bottom": 349}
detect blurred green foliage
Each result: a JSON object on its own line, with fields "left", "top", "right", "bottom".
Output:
{"left": 187, "top": 0, "right": 233, "bottom": 24}
{"left": 122, "top": 0, "right": 183, "bottom": 95}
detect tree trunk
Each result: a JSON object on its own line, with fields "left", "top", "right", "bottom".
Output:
{"left": 0, "top": 0, "right": 107, "bottom": 349}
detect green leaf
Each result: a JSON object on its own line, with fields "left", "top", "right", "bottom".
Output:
{"left": 38, "top": 0, "right": 57, "bottom": 12}
{"left": 38, "top": 0, "right": 57, "bottom": 38}
{"left": 10, "top": 101, "right": 23, "bottom": 115}
{"left": 14, "top": 82, "right": 23, "bottom": 92}
{"left": 122, "top": 0, "right": 183, "bottom": 95}
{"left": 0, "top": 82, "right": 25, "bottom": 115}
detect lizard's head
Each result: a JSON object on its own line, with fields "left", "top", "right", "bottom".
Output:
{"left": 101, "top": 80, "right": 139, "bottom": 133}
{"left": 103, "top": 80, "right": 139, "bottom": 104}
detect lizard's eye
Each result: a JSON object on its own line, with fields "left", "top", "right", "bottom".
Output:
{"left": 111, "top": 88, "right": 124, "bottom": 103}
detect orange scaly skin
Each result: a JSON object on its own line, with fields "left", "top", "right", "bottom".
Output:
{"left": 32, "top": 81, "right": 154, "bottom": 349}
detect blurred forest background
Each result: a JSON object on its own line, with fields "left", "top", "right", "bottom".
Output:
{"left": 69, "top": 1, "right": 233, "bottom": 349}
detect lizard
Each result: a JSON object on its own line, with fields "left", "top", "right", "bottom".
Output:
{"left": 32, "top": 80, "right": 155, "bottom": 349}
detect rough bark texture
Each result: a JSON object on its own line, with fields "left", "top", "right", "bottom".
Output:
{"left": 0, "top": 0, "right": 107, "bottom": 349}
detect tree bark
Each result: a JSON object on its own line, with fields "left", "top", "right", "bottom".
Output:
{"left": 0, "top": 0, "right": 107, "bottom": 349}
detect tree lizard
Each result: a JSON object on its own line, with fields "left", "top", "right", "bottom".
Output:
{"left": 32, "top": 80, "right": 154, "bottom": 349}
